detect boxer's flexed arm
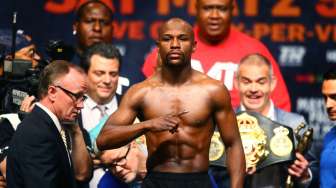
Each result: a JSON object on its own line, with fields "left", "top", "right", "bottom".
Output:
{"left": 97, "top": 83, "right": 180, "bottom": 150}
{"left": 211, "top": 80, "right": 245, "bottom": 188}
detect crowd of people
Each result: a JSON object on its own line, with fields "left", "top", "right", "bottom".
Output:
{"left": 0, "top": 0, "right": 335, "bottom": 188}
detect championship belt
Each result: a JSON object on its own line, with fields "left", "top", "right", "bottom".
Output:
{"left": 209, "top": 111, "right": 295, "bottom": 170}
{"left": 209, "top": 132, "right": 225, "bottom": 162}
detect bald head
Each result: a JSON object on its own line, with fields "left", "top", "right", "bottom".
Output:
{"left": 238, "top": 53, "right": 273, "bottom": 78}
{"left": 195, "top": 0, "right": 234, "bottom": 44}
{"left": 156, "top": 18, "right": 196, "bottom": 67}
{"left": 158, "top": 18, "right": 195, "bottom": 42}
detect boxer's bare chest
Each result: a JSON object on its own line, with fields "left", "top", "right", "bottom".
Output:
{"left": 141, "top": 84, "right": 213, "bottom": 126}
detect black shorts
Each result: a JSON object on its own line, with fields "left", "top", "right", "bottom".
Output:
{"left": 141, "top": 171, "right": 213, "bottom": 188}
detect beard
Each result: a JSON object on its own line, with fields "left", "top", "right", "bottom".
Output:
{"left": 164, "top": 54, "right": 187, "bottom": 67}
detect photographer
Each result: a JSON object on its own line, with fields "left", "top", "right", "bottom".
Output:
{"left": 0, "top": 29, "right": 41, "bottom": 188}
{"left": 0, "top": 29, "right": 40, "bottom": 72}
{"left": 0, "top": 29, "right": 41, "bottom": 114}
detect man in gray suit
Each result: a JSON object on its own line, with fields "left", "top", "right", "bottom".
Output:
{"left": 234, "top": 53, "right": 313, "bottom": 188}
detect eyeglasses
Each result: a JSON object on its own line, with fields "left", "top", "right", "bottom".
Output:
{"left": 109, "top": 144, "right": 131, "bottom": 167}
{"left": 54, "top": 85, "right": 87, "bottom": 103}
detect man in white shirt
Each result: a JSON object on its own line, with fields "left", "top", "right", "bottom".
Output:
{"left": 80, "top": 42, "right": 144, "bottom": 187}
{"left": 234, "top": 53, "right": 313, "bottom": 188}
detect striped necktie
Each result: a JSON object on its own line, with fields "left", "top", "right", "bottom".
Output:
{"left": 60, "top": 128, "right": 68, "bottom": 150}
{"left": 96, "top": 105, "right": 108, "bottom": 119}
{"left": 60, "top": 128, "right": 72, "bottom": 165}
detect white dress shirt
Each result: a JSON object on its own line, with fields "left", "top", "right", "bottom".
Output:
{"left": 240, "top": 100, "right": 276, "bottom": 121}
{"left": 81, "top": 95, "right": 118, "bottom": 132}
{"left": 80, "top": 95, "right": 118, "bottom": 188}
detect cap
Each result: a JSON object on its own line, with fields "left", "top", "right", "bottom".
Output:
{"left": 0, "top": 29, "right": 32, "bottom": 56}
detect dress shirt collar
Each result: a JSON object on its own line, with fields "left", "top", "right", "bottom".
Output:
{"left": 240, "top": 100, "right": 276, "bottom": 121}
{"left": 84, "top": 95, "right": 117, "bottom": 112}
{"left": 35, "top": 102, "right": 62, "bottom": 133}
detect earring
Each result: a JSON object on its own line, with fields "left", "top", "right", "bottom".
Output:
{"left": 73, "top": 30, "right": 77, "bottom": 35}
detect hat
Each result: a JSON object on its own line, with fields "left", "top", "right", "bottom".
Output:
{"left": 0, "top": 29, "right": 32, "bottom": 56}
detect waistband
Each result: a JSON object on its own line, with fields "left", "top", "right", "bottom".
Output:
{"left": 146, "top": 171, "right": 209, "bottom": 181}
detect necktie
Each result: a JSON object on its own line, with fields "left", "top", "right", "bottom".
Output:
{"left": 60, "top": 128, "right": 72, "bottom": 165}
{"left": 60, "top": 128, "right": 72, "bottom": 153}
{"left": 91, "top": 105, "right": 108, "bottom": 154}
{"left": 60, "top": 128, "right": 68, "bottom": 150}
{"left": 96, "top": 105, "right": 108, "bottom": 119}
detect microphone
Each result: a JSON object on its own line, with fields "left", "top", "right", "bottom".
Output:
{"left": 11, "top": 11, "right": 17, "bottom": 59}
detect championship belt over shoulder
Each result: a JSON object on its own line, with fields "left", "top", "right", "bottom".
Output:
{"left": 209, "top": 111, "right": 295, "bottom": 170}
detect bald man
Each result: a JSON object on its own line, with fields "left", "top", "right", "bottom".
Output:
{"left": 97, "top": 18, "right": 245, "bottom": 188}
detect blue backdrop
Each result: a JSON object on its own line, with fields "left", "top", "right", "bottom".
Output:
{"left": 0, "top": 0, "right": 335, "bottom": 142}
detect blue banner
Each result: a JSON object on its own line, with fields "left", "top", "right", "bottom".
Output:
{"left": 0, "top": 0, "right": 335, "bottom": 141}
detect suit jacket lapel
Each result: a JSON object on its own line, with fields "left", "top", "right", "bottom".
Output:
{"left": 78, "top": 112, "right": 92, "bottom": 147}
{"left": 274, "top": 108, "right": 283, "bottom": 124}
{"left": 33, "top": 106, "right": 74, "bottom": 183}
{"left": 235, "top": 106, "right": 242, "bottom": 113}
{"left": 116, "top": 94, "right": 121, "bottom": 106}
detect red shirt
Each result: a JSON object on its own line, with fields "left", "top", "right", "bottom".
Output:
{"left": 142, "top": 26, "right": 291, "bottom": 111}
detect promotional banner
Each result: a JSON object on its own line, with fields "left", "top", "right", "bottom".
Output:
{"left": 0, "top": 0, "right": 335, "bottom": 142}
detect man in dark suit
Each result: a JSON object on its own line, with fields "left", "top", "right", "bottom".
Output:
{"left": 6, "top": 60, "right": 92, "bottom": 188}
{"left": 234, "top": 53, "right": 313, "bottom": 188}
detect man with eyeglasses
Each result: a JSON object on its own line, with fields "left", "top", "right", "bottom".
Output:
{"left": 6, "top": 60, "right": 92, "bottom": 188}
